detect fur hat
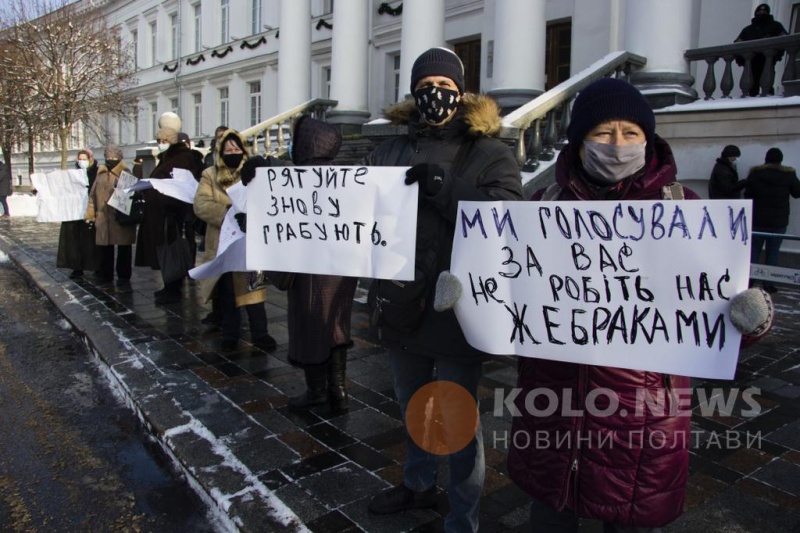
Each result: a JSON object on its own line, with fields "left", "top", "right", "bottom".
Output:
{"left": 158, "top": 112, "right": 182, "bottom": 132}
{"left": 765, "top": 147, "right": 783, "bottom": 164}
{"left": 410, "top": 47, "right": 465, "bottom": 95}
{"left": 721, "top": 145, "right": 741, "bottom": 158}
{"left": 567, "top": 77, "right": 655, "bottom": 147}
{"left": 104, "top": 144, "right": 124, "bottom": 160}
{"left": 157, "top": 127, "right": 179, "bottom": 145}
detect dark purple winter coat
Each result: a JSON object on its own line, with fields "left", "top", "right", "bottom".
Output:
{"left": 507, "top": 136, "right": 697, "bottom": 528}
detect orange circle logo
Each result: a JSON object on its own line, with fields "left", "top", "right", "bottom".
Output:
{"left": 405, "top": 381, "right": 479, "bottom": 455}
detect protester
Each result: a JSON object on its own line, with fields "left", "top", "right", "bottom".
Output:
{"left": 134, "top": 113, "right": 203, "bottom": 304}
{"left": 204, "top": 125, "right": 229, "bottom": 169}
{"left": 0, "top": 160, "right": 10, "bottom": 219}
{"left": 177, "top": 131, "right": 204, "bottom": 262}
{"left": 271, "top": 116, "right": 357, "bottom": 413}
{"left": 353, "top": 47, "right": 522, "bottom": 531}
{"left": 84, "top": 144, "right": 136, "bottom": 284}
{"left": 735, "top": 3, "right": 788, "bottom": 96}
{"left": 57, "top": 148, "right": 102, "bottom": 279}
{"left": 483, "top": 77, "right": 773, "bottom": 531}
{"left": 744, "top": 147, "right": 800, "bottom": 293}
{"left": 709, "top": 144, "right": 745, "bottom": 199}
{"left": 193, "top": 129, "right": 277, "bottom": 353}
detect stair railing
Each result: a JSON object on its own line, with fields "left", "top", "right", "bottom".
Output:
{"left": 499, "top": 51, "right": 647, "bottom": 171}
{"left": 239, "top": 98, "right": 338, "bottom": 156}
{"left": 684, "top": 34, "right": 800, "bottom": 99}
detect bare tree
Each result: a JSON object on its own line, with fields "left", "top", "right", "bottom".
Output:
{"left": 3, "top": 0, "right": 138, "bottom": 170}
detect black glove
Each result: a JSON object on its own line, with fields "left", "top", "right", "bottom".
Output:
{"left": 404, "top": 163, "right": 446, "bottom": 196}
{"left": 240, "top": 155, "right": 270, "bottom": 186}
{"left": 234, "top": 212, "right": 247, "bottom": 233}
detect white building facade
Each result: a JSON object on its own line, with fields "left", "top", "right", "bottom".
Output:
{"left": 18, "top": 0, "right": 800, "bottom": 171}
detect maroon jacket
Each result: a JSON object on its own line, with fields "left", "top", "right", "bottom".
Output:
{"left": 507, "top": 136, "right": 697, "bottom": 527}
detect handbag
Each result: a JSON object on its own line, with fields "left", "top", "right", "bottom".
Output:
{"left": 265, "top": 271, "right": 296, "bottom": 291}
{"left": 115, "top": 192, "right": 146, "bottom": 226}
{"left": 156, "top": 220, "right": 193, "bottom": 284}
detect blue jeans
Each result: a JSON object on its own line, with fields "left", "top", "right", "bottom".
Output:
{"left": 751, "top": 226, "right": 786, "bottom": 267}
{"left": 389, "top": 350, "right": 484, "bottom": 533}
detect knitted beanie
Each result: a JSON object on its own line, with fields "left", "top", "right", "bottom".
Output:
{"left": 410, "top": 47, "right": 465, "bottom": 95}
{"left": 566, "top": 77, "right": 656, "bottom": 147}
{"left": 721, "top": 145, "right": 741, "bottom": 158}
{"left": 765, "top": 147, "right": 783, "bottom": 164}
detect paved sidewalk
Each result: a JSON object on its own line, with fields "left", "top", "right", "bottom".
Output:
{"left": 0, "top": 217, "right": 798, "bottom": 533}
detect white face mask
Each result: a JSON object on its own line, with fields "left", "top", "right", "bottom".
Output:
{"left": 582, "top": 140, "right": 647, "bottom": 183}
{"left": 77, "top": 160, "right": 89, "bottom": 169}
{"left": 158, "top": 143, "right": 170, "bottom": 153}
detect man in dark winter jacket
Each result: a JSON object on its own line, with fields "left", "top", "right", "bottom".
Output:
{"left": 361, "top": 47, "right": 523, "bottom": 532}
{"left": 735, "top": 3, "right": 788, "bottom": 96}
{"left": 709, "top": 144, "right": 745, "bottom": 199}
{"left": 745, "top": 147, "right": 800, "bottom": 292}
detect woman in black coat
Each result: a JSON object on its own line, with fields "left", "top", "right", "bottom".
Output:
{"left": 57, "top": 148, "right": 102, "bottom": 279}
{"left": 134, "top": 125, "right": 204, "bottom": 304}
{"left": 709, "top": 144, "right": 745, "bottom": 199}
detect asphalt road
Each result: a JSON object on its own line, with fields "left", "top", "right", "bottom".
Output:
{"left": 0, "top": 257, "right": 222, "bottom": 532}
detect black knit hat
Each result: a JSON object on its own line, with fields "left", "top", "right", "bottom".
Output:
{"left": 566, "top": 77, "right": 656, "bottom": 147}
{"left": 755, "top": 3, "right": 770, "bottom": 14}
{"left": 765, "top": 147, "right": 783, "bottom": 164}
{"left": 410, "top": 47, "right": 465, "bottom": 95}
{"left": 721, "top": 145, "right": 741, "bottom": 158}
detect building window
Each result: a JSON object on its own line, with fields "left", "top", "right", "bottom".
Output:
{"left": 392, "top": 54, "right": 401, "bottom": 102}
{"left": 151, "top": 102, "right": 158, "bottom": 138}
{"left": 193, "top": 93, "right": 202, "bottom": 137}
{"left": 249, "top": 81, "right": 262, "bottom": 126}
{"left": 170, "top": 13, "right": 179, "bottom": 59}
{"left": 219, "top": 87, "right": 229, "bottom": 127}
{"left": 194, "top": 4, "right": 202, "bottom": 52}
{"left": 134, "top": 111, "right": 140, "bottom": 143}
{"left": 149, "top": 21, "right": 157, "bottom": 66}
{"left": 221, "top": 0, "right": 230, "bottom": 43}
{"left": 545, "top": 21, "right": 572, "bottom": 90}
{"left": 324, "top": 66, "right": 331, "bottom": 99}
{"left": 251, "top": 0, "right": 262, "bottom": 35}
{"left": 131, "top": 29, "right": 138, "bottom": 69}
{"left": 323, "top": 0, "right": 334, "bottom": 15}
{"left": 170, "top": 97, "right": 179, "bottom": 115}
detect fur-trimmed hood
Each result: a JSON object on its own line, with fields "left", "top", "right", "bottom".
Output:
{"left": 749, "top": 162, "right": 796, "bottom": 173}
{"left": 382, "top": 93, "right": 503, "bottom": 138}
{"left": 213, "top": 129, "right": 250, "bottom": 188}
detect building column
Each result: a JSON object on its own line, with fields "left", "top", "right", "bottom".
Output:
{"left": 488, "top": 0, "right": 546, "bottom": 111}
{"left": 327, "top": 0, "right": 370, "bottom": 132}
{"left": 277, "top": 0, "right": 311, "bottom": 111}
{"left": 625, "top": 0, "right": 697, "bottom": 108}
{"left": 398, "top": 0, "right": 445, "bottom": 100}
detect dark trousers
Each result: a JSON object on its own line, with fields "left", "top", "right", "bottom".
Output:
{"left": 98, "top": 245, "right": 132, "bottom": 280}
{"left": 218, "top": 273, "right": 268, "bottom": 342}
{"left": 0, "top": 196, "right": 9, "bottom": 215}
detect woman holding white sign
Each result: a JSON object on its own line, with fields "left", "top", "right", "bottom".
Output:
{"left": 57, "top": 148, "right": 102, "bottom": 279}
{"left": 504, "top": 77, "right": 773, "bottom": 531}
{"left": 194, "top": 129, "right": 276, "bottom": 354}
{"left": 83, "top": 144, "right": 136, "bottom": 284}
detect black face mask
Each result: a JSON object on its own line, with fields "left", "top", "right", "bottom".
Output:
{"left": 105, "top": 159, "right": 120, "bottom": 169}
{"left": 222, "top": 153, "right": 244, "bottom": 169}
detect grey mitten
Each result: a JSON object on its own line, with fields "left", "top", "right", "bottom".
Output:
{"left": 730, "top": 288, "right": 773, "bottom": 338}
{"left": 433, "top": 271, "right": 463, "bottom": 311}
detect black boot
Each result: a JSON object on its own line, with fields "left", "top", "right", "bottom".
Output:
{"left": 328, "top": 347, "right": 348, "bottom": 413}
{"left": 288, "top": 367, "right": 328, "bottom": 410}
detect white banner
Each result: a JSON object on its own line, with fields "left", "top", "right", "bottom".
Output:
{"left": 245, "top": 166, "right": 417, "bottom": 280}
{"left": 30, "top": 169, "right": 89, "bottom": 222}
{"left": 450, "top": 200, "right": 753, "bottom": 379}
{"left": 107, "top": 172, "right": 139, "bottom": 214}
{"left": 125, "top": 167, "right": 198, "bottom": 204}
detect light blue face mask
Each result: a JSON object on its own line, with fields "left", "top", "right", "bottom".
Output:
{"left": 287, "top": 142, "right": 293, "bottom": 161}
{"left": 582, "top": 140, "right": 647, "bottom": 183}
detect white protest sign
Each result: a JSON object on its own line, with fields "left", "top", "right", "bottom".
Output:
{"left": 188, "top": 183, "right": 246, "bottom": 280}
{"left": 125, "top": 167, "right": 198, "bottom": 204}
{"left": 450, "top": 200, "right": 753, "bottom": 380}
{"left": 107, "top": 172, "right": 139, "bottom": 214}
{"left": 30, "top": 169, "right": 89, "bottom": 222}
{"left": 245, "top": 166, "right": 417, "bottom": 280}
